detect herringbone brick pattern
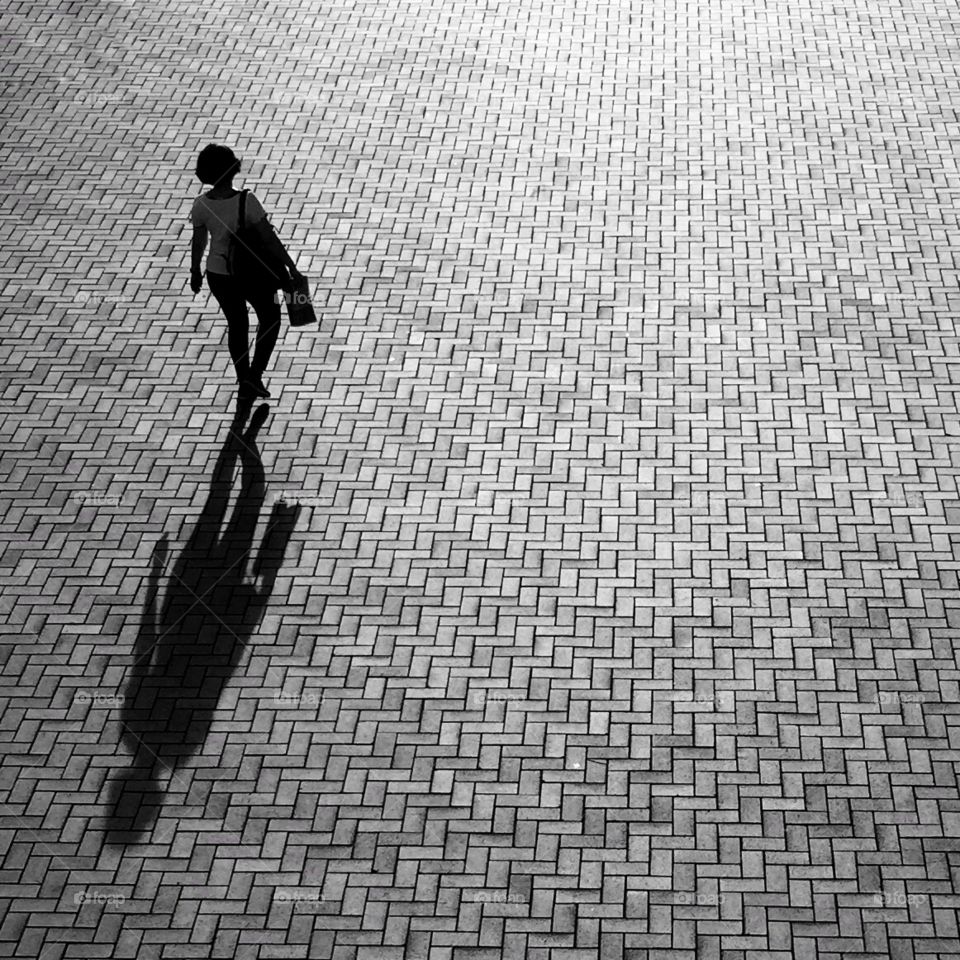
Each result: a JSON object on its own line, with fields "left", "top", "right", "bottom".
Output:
{"left": 2, "top": 0, "right": 960, "bottom": 956}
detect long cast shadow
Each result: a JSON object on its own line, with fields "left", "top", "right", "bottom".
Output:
{"left": 105, "top": 402, "right": 300, "bottom": 844}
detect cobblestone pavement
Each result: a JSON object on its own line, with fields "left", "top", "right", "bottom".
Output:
{"left": 3, "top": 0, "right": 960, "bottom": 957}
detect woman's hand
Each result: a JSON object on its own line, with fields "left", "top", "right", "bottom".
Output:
{"left": 190, "top": 268, "right": 204, "bottom": 294}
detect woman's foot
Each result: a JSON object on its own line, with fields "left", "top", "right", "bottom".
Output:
{"left": 245, "top": 374, "right": 270, "bottom": 399}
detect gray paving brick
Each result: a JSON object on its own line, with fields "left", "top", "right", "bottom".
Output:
{"left": 3, "top": 0, "right": 960, "bottom": 957}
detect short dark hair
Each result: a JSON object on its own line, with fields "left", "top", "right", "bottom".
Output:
{"left": 195, "top": 144, "right": 241, "bottom": 184}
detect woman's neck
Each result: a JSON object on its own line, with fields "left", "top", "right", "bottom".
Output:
{"left": 207, "top": 183, "right": 238, "bottom": 198}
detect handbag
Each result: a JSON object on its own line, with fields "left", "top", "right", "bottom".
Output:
{"left": 283, "top": 273, "right": 317, "bottom": 327}
{"left": 229, "top": 190, "right": 287, "bottom": 291}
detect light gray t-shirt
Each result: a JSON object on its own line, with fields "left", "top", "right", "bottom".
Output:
{"left": 190, "top": 190, "right": 267, "bottom": 276}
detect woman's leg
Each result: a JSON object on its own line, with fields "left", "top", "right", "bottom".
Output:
{"left": 207, "top": 273, "right": 251, "bottom": 383}
{"left": 247, "top": 287, "right": 283, "bottom": 379}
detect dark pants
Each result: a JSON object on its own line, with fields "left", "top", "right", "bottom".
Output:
{"left": 207, "top": 272, "right": 282, "bottom": 382}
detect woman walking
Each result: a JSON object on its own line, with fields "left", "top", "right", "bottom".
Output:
{"left": 189, "top": 144, "right": 302, "bottom": 402}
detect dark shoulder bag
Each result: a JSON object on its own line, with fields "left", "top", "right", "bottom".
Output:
{"left": 229, "top": 190, "right": 287, "bottom": 291}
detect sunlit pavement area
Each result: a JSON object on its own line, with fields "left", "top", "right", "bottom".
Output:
{"left": 3, "top": 0, "right": 960, "bottom": 956}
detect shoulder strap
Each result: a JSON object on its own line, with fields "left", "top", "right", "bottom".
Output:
{"left": 238, "top": 190, "right": 248, "bottom": 230}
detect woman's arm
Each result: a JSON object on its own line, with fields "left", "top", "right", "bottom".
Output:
{"left": 190, "top": 223, "right": 208, "bottom": 292}
{"left": 279, "top": 241, "right": 301, "bottom": 275}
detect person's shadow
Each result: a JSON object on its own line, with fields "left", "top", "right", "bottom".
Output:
{"left": 105, "top": 402, "right": 300, "bottom": 844}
